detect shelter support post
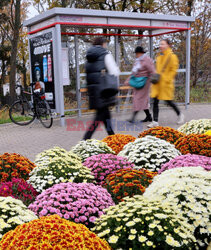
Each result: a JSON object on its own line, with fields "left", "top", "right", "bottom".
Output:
{"left": 148, "top": 31, "right": 153, "bottom": 58}
{"left": 55, "top": 24, "right": 65, "bottom": 126}
{"left": 74, "top": 35, "right": 81, "bottom": 117}
{"left": 185, "top": 24, "right": 191, "bottom": 109}
{"left": 114, "top": 32, "right": 120, "bottom": 113}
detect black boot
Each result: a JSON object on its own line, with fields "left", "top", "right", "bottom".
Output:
{"left": 141, "top": 116, "right": 152, "bottom": 122}
{"left": 141, "top": 110, "right": 152, "bottom": 122}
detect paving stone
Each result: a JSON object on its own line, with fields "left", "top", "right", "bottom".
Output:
{"left": 0, "top": 104, "right": 210, "bottom": 161}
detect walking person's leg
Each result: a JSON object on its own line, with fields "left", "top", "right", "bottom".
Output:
{"left": 165, "top": 100, "right": 184, "bottom": 124}
{"left": 165, "top": 100, "right": 180, "bottom": 115}
{"left": 103, "top": 106, "right": 115, "bottom": 135}
{"left": 147, "top": 98, "right": 159, "bottom": 128}
{"left": 141, "top": 109, "right": 152, "bottom": 122}
{"left": 127, "top": 111, "right": 139, "bottom": 123}
{"left": 83, "top": 109, "right": 102, "bottom": 140}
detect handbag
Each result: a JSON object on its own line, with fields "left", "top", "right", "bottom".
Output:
{"left": 129, "top": 75, "right": 148, "bottom": 89}
{"left": 150, "top": 54, "right": 172, "bottom": 84}
{"left": 150, "top": 73, "right": 161, "bottom": 84}
{"left": 100, "top": 69, "right": 119, "bottom": 98}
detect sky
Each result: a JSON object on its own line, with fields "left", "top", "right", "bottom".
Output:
{"left": 27, "top": 5, "right": 39, "bottom": 19}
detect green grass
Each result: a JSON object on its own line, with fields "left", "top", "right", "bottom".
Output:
{"left": 0, "top": 118, "right": 12, "bottom": 124}
{"left": 0, "top": 111, "right": 76, "bottom": 125}
{"left": 0, "top": 116, "right": 33, "bottom": 125}
{"left": 175, "top": 84, "right": 211, "bottom": 103}
{"left": 64, "top": 111, "right": 77, "bottom": 116}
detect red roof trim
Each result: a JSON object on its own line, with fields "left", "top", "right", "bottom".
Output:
{"left": 28, "top": 21, "right": 190, "bottom": 35}
{"left": 149, "top": 29, "right": 188, "bottom": 37}
{"left": 61, "top": 32, "right": 148, "bottom": 37}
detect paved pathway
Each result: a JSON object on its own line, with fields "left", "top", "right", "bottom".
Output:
{"left": 0, "top": 103, "right": 210, "bottom": 161}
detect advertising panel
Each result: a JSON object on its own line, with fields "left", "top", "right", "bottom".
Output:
{"left": 29, "top": 31, "right": 55, "bottom": 109}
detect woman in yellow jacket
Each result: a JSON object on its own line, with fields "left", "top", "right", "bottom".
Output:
{"left": 148, "top": 39, "right": 184, "bottom": 128}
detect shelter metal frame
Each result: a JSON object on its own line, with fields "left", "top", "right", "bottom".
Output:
{"left": 24, "top": 8, "right": 195, "bottom": 126}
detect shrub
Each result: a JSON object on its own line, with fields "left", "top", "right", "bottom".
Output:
{"left": 35, "top": 146, "right": 82, "bottom": 167}
{"left": 0, "top": 215, "right": 111, "bottom": 249}
{"left": 0, "top": 153, "right": 36, "bottom": 182}
{"left": 29, "top": 183, "right": 114, "bottom": 228}
{"left": 175, "top": 134, "right": 211, "bottom": 157}
{"left": 178, "top": 119, "right": 211, "bottom": 134}
{"left": 93, "top": 196, "right": 197, "bottom": 249}
{"left": 138, "top": 126, "right": 184, "bottom": 144}
{"left": 83, "top": 154, "right": 134, "bottom": 185}
{"left": 70, "top": 139, "right": 115, "bottom": 162}
{"left": 0, "top": 197, "right": 37, "bottom": 239}
{"left": 144, "top": 167, "right": 211, "bottom": 247}
{"left": 158, "top": 154, "right": 211, "bottom": 174}
{"left": 28, "top": 157, "right": 94, "bottom": 193}
{"left": 118, "top": 136, "right": 180, "bottom": 172}
{"left": 102, "top": 134, "right": 136, "bottom": 154}
{"left": 0, "top": 177, "right": 38, "bottom": 206}
{"left": 105, "top": 168, "right": 157, "bottom": 203}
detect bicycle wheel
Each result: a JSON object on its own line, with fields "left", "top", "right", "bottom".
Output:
{"left": 36, "top": 100, "right": 53, "bottom": 128}
{"left": 9, "top": 100, "right": 35, "bottom": 126}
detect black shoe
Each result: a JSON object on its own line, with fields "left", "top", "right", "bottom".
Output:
{"left": 141, "top": 116, "right": 152, "bottom": 122}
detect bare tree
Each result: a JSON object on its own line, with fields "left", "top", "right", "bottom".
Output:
{"left": 8, "top": 0, "right": 22, "bottom": 101}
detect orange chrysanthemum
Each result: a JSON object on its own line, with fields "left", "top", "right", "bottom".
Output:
{"left": 0, "top": 215, "right": 111, "bottom": 250}
{"left": 102, "top": 134, "right": 136, "bottom": 154}
{"left": 138, "top": 126, "right": 185, "bottom": 144}
{"left": 175, "top": 134, "right": 211, "bottom": 157}
{"left": 0, "top": 153, "right": 36, "bottom": 183}
{"left": 105, "top": 168, "right": 157, "bottom": 203}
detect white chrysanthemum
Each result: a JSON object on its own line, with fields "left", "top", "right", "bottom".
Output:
{"left": 70, "top": 139, "right": 115, "bottom": 162}
{"left": 35, "top": 146, "right": 82, "bottom": 167}
{"left": 93, "top": 195, "right": 197, "bottom": 249}
{"left": 118, "top": 136, "right": 180, "bottom": 172}
{"left": 144, "top": 167, "right": 211, "bottom": 245}
{"left": 28, "top": 157, "right": 94, "bottom": 193}
{"left": 108, "top": 235, "right": 119, "bottom": 243}
{"left": 0, "top": 197, "right": 37, "bottom": 239}
{"left": 178, "top": 119, "right": 211, "bottom": 134}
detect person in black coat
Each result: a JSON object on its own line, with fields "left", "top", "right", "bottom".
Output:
{"left": 83, "top": 37, "right": 120, "bottom": 140}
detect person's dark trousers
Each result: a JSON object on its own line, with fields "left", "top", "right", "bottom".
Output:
{"left": 152, "top": 98, "right": 180, "bottom": 122}
{"left": 83, "top": 106, "right": 115, "bottom": 140}
{"left": 128, "top": 109, "right": 152, "bottom": 123}
{"left": 141, "top": 109, "right": 152, "bottom": 122}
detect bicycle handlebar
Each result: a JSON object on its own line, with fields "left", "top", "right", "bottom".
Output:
{"left": 16, "top": 82, "right": 36, "bottom": 89}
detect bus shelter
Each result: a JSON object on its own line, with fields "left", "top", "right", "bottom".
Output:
{"left": 24, "top": 8, "right": 195, "bottom": 126}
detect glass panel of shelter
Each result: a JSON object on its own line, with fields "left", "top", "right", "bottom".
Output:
{"left": 60, "top": 26, "right": 187, "bottom": 115}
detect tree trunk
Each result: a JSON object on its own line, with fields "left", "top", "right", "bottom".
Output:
{"left": 23, "top": 67, "right": 27, "bottom": 89}
{"left": 186, "top": 0, "right": 194, "bottom": 16}
{"left": 0, "top": 63, "right": 6, "bottom": 98}
{"left": 9, "top": 0, "right": 21, "bottom": 101}
{"left": 61, "top": 0, "right": 69, "bottom": 7}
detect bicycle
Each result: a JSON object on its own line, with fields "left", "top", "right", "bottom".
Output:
{"left": 9, "top": 83, "right": 53, "bottom": 128}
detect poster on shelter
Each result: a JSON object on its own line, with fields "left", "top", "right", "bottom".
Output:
{"left": 30, "top": 32, "right": 55, "bottom": 109}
